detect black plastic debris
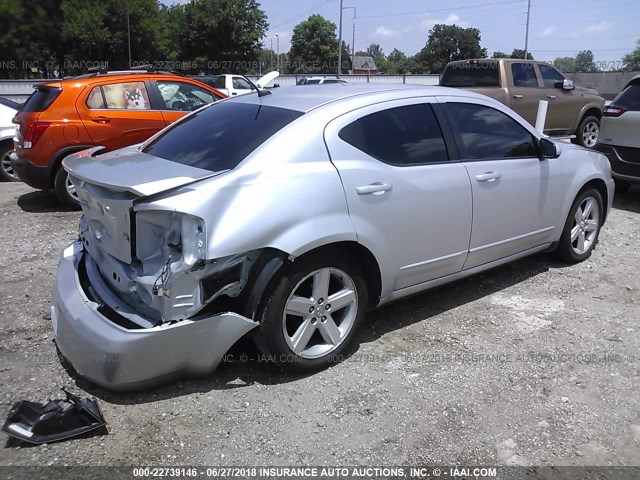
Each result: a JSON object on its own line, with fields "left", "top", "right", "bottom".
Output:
{"left": 1, "top": 388, "right": 107, "bottom": 445}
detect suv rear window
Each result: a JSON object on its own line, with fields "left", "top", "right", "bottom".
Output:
{"left": 21, "top": 87, "right": 62, "bottom": 112}
{"left": 441, "top": 63, "right": 500, "bottom": 87}
{"left": 142, "top": 102, "right": 304, "bottom": 172}
{"left": 613, "top": 82, "right": 640, "bottom": 111}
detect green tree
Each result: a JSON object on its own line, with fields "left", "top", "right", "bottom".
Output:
{"left": 179, "top": 0, "right": 268, "bottom": 73}
{"left": 288, "top": 14, "right": 348, "bottom": 74}
{"left": 414, "top": 24, "right": 487, "bottom": 73}
{"left": 492, "top": 51, "right": 509, "bottom": 58}
{"left": 386, "top": 48, "right": 409, "bottom": 74}
{"left": 622, "top": 40, "right": 640, "bottom": 71}
{"left": 553, "top": 56, "right": 576, "bottom": 73}
{"left": 575, "top": 50, "right": 599, "bottom": 72}
{"left": 0, "top": 0, "right": 64, "bottom": 78}
{"left": 510, "top": 49, "right": 534, "bottom": 60}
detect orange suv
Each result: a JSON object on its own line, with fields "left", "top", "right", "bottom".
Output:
{"left": 11, "top": 71, "right": 226, "bottom": 207}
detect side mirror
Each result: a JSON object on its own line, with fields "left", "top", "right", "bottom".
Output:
{"left": 539, "top": 138, "right": 561, "bottom": 159}
{"left": 555, "top": 79, "right": 575, "bottom": 90}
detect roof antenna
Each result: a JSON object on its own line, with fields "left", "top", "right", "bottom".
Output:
{"left": 258, "top": 89, "right": 272, "bottom": 97}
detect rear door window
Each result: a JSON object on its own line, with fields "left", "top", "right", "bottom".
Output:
{"left": 511, "top": 63, "right": 539, "bottom": 87}
{"left": 86, "top": 82, "right": 151, "bottom": 110}
{"left": 339, "top": 104, "right": 449, "bottom": 166}
{"left": 22, "top": 87, "right": 62, "bottom": 112}
{"left": 143, "top": 102, "right": 304, "bottom": 172}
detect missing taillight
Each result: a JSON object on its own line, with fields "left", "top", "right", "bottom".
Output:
{"left": 23, "top": 122, "right": 52, "bottom": 148}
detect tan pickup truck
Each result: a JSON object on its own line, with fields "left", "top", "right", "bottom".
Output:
{"left": 440, "top": 58, "right": 605, "bottom": 148}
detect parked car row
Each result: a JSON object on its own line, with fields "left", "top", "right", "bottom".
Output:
{"left": 9, "top": 70, "right": 226, "bottom": 206}
{"left": 0, "top": 97, "right": 21, "bottom": 181}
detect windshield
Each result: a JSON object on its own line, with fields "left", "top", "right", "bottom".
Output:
{"left": 142, "top": 102, "right": 304, "bottom": 172}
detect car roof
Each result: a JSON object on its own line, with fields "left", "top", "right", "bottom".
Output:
{"left": 229, "top": 83, "right": 489, "bottom": 113}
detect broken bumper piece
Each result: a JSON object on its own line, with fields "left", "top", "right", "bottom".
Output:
{"left": 51, "top": 241, "right": 258, "bottom": 392}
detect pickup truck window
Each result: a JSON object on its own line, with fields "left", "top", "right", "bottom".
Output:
{"left": 232, "top": 77, "right": 253, "bottom": 90}
{"left": 444, "top": 102, "right": 537, "bottom": 160}
{"left": 511, "top": 63, "right": 539, "bottom": 88}
{"left": 440, "top": 64, "right": 500, "bottom": 87}
{"left": 539, "top": 64, "right": 565, "bottom": 88}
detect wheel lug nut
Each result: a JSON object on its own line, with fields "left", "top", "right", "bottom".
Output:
{"left": 318, "top": 298, "right": 324, "bottom": 304}
{"left": 311, "top": 317, "right": 317, "bottom": 324}
{"left": 309, "top": 307, "right": 314, "bottom": 313}
{"left": 321, "top": 316, "right": 327, "bottom": 322}
{"left": 325, "top": 304, "right": 331, "bottom": 310}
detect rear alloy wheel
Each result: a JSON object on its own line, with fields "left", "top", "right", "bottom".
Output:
{"left": 554, "top": 188, "right": 603, "bottom": 263}
{"left": 0, "top": 143, "right": 18, "bottom": 182}
{"left": 54, "top": 167, "right": 81, "bottom": 210}
{"left": 574, "top": 115, "right": 600, "bottom": 148}
{"left": 255, "top": 251, "right": 368, "bottom": 372}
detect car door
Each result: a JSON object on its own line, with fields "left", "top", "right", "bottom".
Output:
{"left": 151, "top": 79, "right": 224, "bottom": 125}
{"left": 537, "top": 63, "right": 581, "bottom": 134}
{"left": 438, "top": 98, "right": 565, "bottom": 270}
{"left": 229, "top": 76, "right": 254, "bottom": 96}
{"left": 508, "top": 62, "right": 547, "bottom": 127}
{"left": 78, "top": 80, "right": 166, "bottom": 150}
{"left": 324, "top": 99, "right": 472, "bottom": 293}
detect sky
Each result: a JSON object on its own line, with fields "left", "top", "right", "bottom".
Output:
{"left": 162, "top": 0, "right": 640, "bottom": 67}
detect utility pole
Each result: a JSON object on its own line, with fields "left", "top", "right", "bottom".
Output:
{"left": 352, "top": 22, "right": 356, "bottom": 56}
{"left": 270, "top": 38, "right": 274, "bottom": 70}
{"left": 337, "top": 0, "right": 344, "bottom": 77}
{"left": 276, "top": 34, "right": 280, "bottom": 72}
{"left": 524, "top": 0, "right": 531, "bottom": 60}
{"left": 126, "top": 0, "right": 132, "bottom": 68}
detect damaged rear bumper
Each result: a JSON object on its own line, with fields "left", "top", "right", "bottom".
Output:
{"left": 51, "top": 241, "right": 258, "bottom": 392}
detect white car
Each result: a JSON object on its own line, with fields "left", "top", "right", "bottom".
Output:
{"left": 596, "top": 75, "right": 640, "bottom": 191}
{"left": 191, "top": 72, "right": 279, "bottom": 97}
{"left": 297, "top": 76, "right": 348, "bottom": 85}
{"left": 0, "top": 97, "right": 20, "bottom": 181}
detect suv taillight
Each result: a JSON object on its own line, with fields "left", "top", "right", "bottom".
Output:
{"left": 23, "top": 122, "right": 52, "bottom": 148}
{"left": 604, "top": 105, "right": 627, "bottom": 117}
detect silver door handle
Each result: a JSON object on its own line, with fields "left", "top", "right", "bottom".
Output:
{"left": 547, "top": 95, "right": 557, "bottom": 99}
{"left": 476, "top": 172, "right": 502, "bottom": 182}
{"left": 513, "top": 94, "right": 523, "bottom": 99}
{"left": 357, "top": 183, "right": 393, "bottom": 195}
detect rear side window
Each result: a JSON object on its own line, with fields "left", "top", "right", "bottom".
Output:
{"left": 339, "top": 104, "right": 449, "bottom": 166}
{"left": 440, "top": 63, "right": 500, "bottom": 87}
{"left": 22, "top": 87, "right": 61, "bottom": 112}
{"left": 511, "top": 63, "right": 538, "bottom": 87}
{"left": 86, "top": 82, "right": 151, "bottom": 110}
{"left": 613, "top": 83, "right": 640, "bottom": 111}
{"left": 444, "top": 102, "right": 537, "bottom": 159}
{"left": 143, "top": 102, "right": 304, "bottom": 172}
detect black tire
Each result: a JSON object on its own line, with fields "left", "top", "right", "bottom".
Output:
{"left": 0, "top": 142, "right": 18, "bottom": 182}
{"left": 254, "top": 250, "right": 368, "bottom": 373}
{"left": 572, "top": 115, "right": 600, "bottom": 148}
{"left": 553, "top": 187, "right": 603, "bottom": 263}
{"left": 53, "top": 167, "right": 81, "bottom": 210}
{"left": 614, "top": 179, "right": 631, "bottom": 193}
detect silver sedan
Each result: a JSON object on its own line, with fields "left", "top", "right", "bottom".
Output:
{"left": 52, "top": 84, "right": 614, "bottom": 390}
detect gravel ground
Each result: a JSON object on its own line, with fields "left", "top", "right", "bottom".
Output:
{"left": 0, "top": 181, "right": 638, "bottom": 468}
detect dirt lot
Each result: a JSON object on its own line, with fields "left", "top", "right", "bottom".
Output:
{"left": 0, "top": 181, "right": 638, "bottom": 468}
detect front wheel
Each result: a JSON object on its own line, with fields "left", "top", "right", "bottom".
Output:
{"left": 553, "top": 188, "right": 603, "bottom": 263}
{"left": 573, "top": 115, "right": 600, "bottom": 148}
{"left": 254, "top": 251, "right": 368, "bottom": 372}
{"left": 54, "top": 167, "right": 81, "bottom": 210}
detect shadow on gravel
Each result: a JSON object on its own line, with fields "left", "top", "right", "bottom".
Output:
{"left": 17, "top": 190, "right": 77, "bottom": 213}
{"left": 612, "top": 186, "right": 640, "bottom": 214}
{"left": 63, "top": 253, "right": 572, "bottom": 405}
